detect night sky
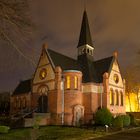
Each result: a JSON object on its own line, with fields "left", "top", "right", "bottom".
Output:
{"left": 0, "top": 0, "right": 140, "bottom": 92}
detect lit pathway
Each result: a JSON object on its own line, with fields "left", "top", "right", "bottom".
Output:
{"left": 92, "top": 128, "right": 140, "bottom": 140}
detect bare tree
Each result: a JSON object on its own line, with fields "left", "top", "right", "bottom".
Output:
{"left": 0, "top": 0, "right": 35, "bottom": 65}
{"left": 125, "top": 67, "right": 140, "bottom": 112}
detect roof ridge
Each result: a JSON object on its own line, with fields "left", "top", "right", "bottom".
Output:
{"left": 94, "top": 56, "right": 113, "bottom": 63}
{"left": 20, "top": 79, "right": 31, "bottom": 82}
{"left": 47, "top": 49, "right": 76, "bottom": 61}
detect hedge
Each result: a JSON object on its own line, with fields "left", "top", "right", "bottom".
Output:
{"left": 129, "top": 114, "right": 138, "bottom": 126}
{"left": 122, "top": 115, "right": 130, "bottom": 127}
{"left": 112, "top": 116, "right": 123, "bottom": 128}
{"left": 0, "top": 126, "right": 10, "bottom": 133}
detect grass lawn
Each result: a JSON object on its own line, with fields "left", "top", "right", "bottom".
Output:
{"left": 0, "top": 126, "right": 106, "bottom": 140}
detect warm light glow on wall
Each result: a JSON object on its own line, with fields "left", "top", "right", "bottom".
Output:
{"left": 66, "top": 76, "right": 70, "bottom": 89}
{"left": 74, "top": 76, "right": 78, "bottom": 89}
{"left": 126, "top": 93, "right": 139, "bottom": 112}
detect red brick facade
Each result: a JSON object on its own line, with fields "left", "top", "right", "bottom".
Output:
{"left": 10, "top": 61, "right": 126, "bottom": 125}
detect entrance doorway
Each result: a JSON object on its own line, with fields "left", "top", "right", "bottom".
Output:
{"left": 38, "top": 95, "right": 48, "bottom": 113}
{"left": 73, "top": 105, "right": 84, "bottom": 126}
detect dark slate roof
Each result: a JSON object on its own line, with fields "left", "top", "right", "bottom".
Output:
{"left": 77, "top": 11, "right": 93, "bottom": 48}
{"left": 94, "top": 56, "right": 114, "bottom": 82}
{"left": 48, "top": 49, "right": 79, "bottom": 70}
{"left": 12, "top": 51, "right": 114, "bottom": 96}
{"left": 13, "top": 79, "right": 31, "bottom": 95}
{"left": 48, "top": 49, "right": 113, "bottom": 83}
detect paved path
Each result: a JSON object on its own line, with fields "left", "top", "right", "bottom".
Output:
{"left": 93, "top": 128, "right": 140, "bottom": 140}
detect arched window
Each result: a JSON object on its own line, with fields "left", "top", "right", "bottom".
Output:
{"left": 66, "top": 76, "right": 70, "bottom": 89}
{"left": 14, "top": 98, "right": 17, "bottom": 109}
{"left": 82, "top": 48, "right": 86, "bottom": 54}
{"left": 110, "top": 89, "right": 114, "bottom": 105}
{"left": 18, "top": 98, "right": 21, "bottom": 109}
{"left": 120, "top": 92, "right": 123, "bottom": 106}
{"left": 23, "top": 97, "right": 26, "bottom": 108}
{"left": 38, "top": 85, "right": 48, "bottom": 96}
{"left": 74, "top": 76, "right": 78, "bottom": 89}
{"left": 115, "top": 90, "right": 119, "bottom": 105}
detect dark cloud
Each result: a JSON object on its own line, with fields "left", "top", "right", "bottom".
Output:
{"left": 0, "top": 0, "right": 140, "bottom": 92}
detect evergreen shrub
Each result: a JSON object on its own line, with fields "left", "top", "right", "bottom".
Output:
{"left": 129, "top": 114, "right": 138, "bottom": 126}
{"left": 112, "top": 116, "right": 123, "bottom": 128}
{"left": 95, "top": 108, "right": 113, "bottom": 126}
{"left": 122, "top": 115, "right": 130, "bottom": 127}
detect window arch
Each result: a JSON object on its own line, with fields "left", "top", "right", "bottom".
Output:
{"left": 110, "top": 89, "right": 114, "bottom": 105}
{"left": 66, "top": 76, "right": 70, "bottom": 89}
{"left": 38, "top": 85, "right": 49, "bottom": 96}
{"left": 82, "top": 48, "right": 86, "bottom": 54}
{"left": 23, "top": 97, "right": 26, "bottom": 108}
{"left": 74, "top": 76, "right": 78, "bottom": 89}
{"left": 18, "top": 98, "right": 21, "bottom": 109}
{"left": 115, "top": 90, "right": 119, "bottom": 105}
{"left": 120, "top": 91, "right": 123, "bottom": 106}
{"left": 14, "top": 98, "right": 17, "bottom": 109}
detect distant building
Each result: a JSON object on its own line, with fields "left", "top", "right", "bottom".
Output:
{"left": 10, "top": 11, "right": 126, "bottom": 126}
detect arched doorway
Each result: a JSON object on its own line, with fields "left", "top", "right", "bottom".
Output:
{"left": 37, "top": 85, "right": 49, "bottom": 113}
{"left": 38, "top": 95, "right": 48, "bottom": 113}
{"left": 73, "top": 105, "right": 84, "bottom": 126}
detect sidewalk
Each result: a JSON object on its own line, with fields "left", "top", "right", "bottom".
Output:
{"left": 86, "top": 126, "right": 140, "bottom": 140}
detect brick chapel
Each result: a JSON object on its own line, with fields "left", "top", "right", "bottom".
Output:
{"left": 10, "top": 11, "right": 126, "bottom": 126}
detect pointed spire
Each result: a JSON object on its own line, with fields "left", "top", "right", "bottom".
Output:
{"left": 77, "top": 10, "right": 93, "bottom": 48}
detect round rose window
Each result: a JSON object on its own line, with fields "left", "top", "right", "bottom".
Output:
{"left": 39, "top": 68, "right": 47, "bottom": 80}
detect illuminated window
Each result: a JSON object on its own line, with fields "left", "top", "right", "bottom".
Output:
{"left": 110, "top": 89, "right": 114, "bottom": 105}
{"left": 120, "top": 92, "right": 123, "bottom": 106}
{"left": 74, "top": 76, "right": 78, "bottom": 89}
{"left": 66, "top": 76, "right": 70, "bottom": 89}
{"left": 115, "top": 90, "right": 119, "bottom": 105}
{"left": 114, "top": 74, "right": 119, "bottom": 84}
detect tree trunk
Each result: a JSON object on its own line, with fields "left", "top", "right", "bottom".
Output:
{"left": 136, "top": 93, "right": 140, "bottom": 111}
{"left": 128, "top": 93, "right": 132, "bottom": 112}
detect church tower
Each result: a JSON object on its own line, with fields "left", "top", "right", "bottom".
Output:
{"left": 77, "top": 11, "right": 94, "bottom": 59}
{"left": 77, "top": 11, "right": 97, "bottom": 83}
